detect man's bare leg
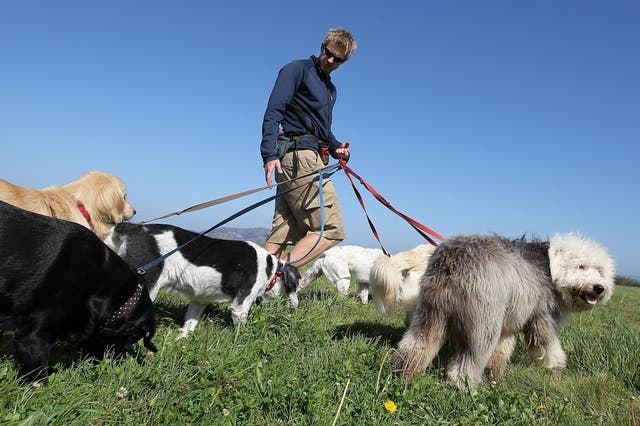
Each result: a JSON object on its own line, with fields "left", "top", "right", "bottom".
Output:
{"left": 264, "top": 242, "right": 287, "bottom": 258}
{"left": 265, "top": 235, "right": 341, "bottom": 267}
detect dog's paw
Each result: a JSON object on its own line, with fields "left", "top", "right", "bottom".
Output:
{"left": 289, "top": 292, "right": 299, "bottom": 308}
{"left": 175, "top": 329, "right": 190, "bottom": 340}
{"left": 539, "top": 342, "right": 567, "bottom": 370}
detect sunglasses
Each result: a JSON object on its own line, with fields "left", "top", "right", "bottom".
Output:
{"left": 322, "top": 43, "right": 346, "bottom": 63}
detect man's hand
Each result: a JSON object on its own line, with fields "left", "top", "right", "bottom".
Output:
{"left": 264, "top": 159, "right": 282, "bottom": 189}
{"left": 335, "top": 142, "right": 350, "bottom": 161}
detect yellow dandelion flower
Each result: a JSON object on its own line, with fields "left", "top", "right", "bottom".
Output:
{"left": 384, "top": 400, "right": 397, "bottom": 413}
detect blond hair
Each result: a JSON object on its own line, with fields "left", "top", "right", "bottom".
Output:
{"left": 324, "top": 28, "right": 357, "bottom": 59}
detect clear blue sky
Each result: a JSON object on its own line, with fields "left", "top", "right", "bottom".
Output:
{"left": 1, "top": 1, "right": 638, "bottom": 277}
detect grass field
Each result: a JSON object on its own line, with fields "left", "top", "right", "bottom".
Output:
{"left": 1, "top": 275, "right": 639, "bottom": 425}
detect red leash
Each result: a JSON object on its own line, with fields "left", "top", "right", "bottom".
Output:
{"left": 339, "top": 159, "right": 391, "bottom": 256}
{"left": 338, "top": 148, "right": 444, "bottom": 251}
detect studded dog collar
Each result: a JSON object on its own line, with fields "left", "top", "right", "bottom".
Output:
{"left": 101, "top": 282, "right": 146, "bottom": 328}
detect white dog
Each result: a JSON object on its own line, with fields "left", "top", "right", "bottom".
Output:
{"left": 298, "top": 245, "right": 383, "bottom": 303}
{"left": 369, "top": 244, "right": 436, "bottom": 322}
{"left": 398, "top": 234, "right": 615, "bottom": 389}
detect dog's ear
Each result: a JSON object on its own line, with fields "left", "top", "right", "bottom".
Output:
{"left": 85, "top": 174, "right": 128, "bottom": 226}
{"left": 99, "top": 183, "right": 126, "bottom": 225}
{"left": 282, "top": 264, "right": 301, "bottom": 293}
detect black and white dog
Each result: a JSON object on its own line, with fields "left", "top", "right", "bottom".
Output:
{"left": 106, "top": 222, "right": 300, "bottom": 338}
{"left": 0, "top": 201, "right": 157, "bottom": 385}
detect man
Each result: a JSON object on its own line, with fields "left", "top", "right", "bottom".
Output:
{"left": 260, "top": 28, "right": 356, "bottom": 267}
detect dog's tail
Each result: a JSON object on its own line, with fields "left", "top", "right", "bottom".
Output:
{"left": 370, "top": 254, "right": 401, "bottom": 315}
{"left": 298, "top": 256, "right": 325, "bottom": 290}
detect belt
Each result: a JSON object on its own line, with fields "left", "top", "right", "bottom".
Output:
{"left": 288, "top": 133, "right": 319, "bottom": 142}
{"left": 286, "top": 134, "right": 320, "bottom": 152}
{"left": 287, "top": 146, "right": 316, "bottom": 153}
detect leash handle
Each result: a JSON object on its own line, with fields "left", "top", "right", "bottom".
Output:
{"left": 336, "top": 142, "right": 350, "bottom": 164}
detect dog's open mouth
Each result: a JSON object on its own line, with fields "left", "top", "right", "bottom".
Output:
{"left": 577, "top": 284, "right": 606, "bottom": 306}
{"left": 579, "top": 292, "right": 599, "bottom": 305}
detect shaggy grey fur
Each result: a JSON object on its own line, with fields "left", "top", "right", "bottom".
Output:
{"left": 397, "top": 233, "right": 615, "bottom": 389}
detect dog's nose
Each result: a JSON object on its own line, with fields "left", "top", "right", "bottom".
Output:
{"left": 593, "top": 284, "right": 605, "bottom": 294}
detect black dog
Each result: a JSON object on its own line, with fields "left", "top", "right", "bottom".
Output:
{"left": 105, "top": 222, "right": 301, "bottom": 338}
{"left": 0, "top": 201, "right": 157, "bottom": 384}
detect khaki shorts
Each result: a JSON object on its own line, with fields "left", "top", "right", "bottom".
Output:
{"left": 267, "top": 149, "right": 346, "bottom": 245}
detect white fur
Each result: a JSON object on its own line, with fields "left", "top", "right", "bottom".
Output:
{"left": 156, "top": 234, "right": 293, "bottom": 337}
{"left": 298, "top": 245, "right": 383, "bottom": 303}
{"left": 549, "top": 233, "right": 615, "bottom": 311}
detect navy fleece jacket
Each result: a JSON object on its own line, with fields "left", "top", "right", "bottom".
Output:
{"left": 260, "top": 55, "right": 341, "bottom": 165}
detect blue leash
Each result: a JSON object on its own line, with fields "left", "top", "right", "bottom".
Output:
{"left": 137, "top": 166, "right": 338, "bottom": 275}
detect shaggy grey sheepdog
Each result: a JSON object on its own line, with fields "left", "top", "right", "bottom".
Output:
{"left": 397, "top": 233, "right": 615, "bottom": 389}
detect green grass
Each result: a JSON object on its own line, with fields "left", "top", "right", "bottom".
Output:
{"left": 1, "top": 277, "right": 639, "bottom": 425}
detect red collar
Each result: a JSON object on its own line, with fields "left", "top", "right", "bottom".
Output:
{"left": 75, "top": 199, "right": 94, "bottom": 230}
{"left": 266, "top": 270, "right": 283, "bottom": 292}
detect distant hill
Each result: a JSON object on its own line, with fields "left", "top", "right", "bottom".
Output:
{"left": 206, "top": 227, "right": 270, "bottom": 243}
{"left": 616, "top": 275, "right": 640, "bottom": 287}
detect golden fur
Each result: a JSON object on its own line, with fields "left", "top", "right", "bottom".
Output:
{"left": 0, "top": 171, "right": 135, "bottom": 240}
{"left": 370, "top": 244, "right": 436, "bottom": 321}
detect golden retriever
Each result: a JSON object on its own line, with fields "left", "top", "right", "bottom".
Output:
{"left": 0, "top": 171, "right": 135, "bottom": 240}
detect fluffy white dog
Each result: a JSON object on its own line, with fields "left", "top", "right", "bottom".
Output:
{"left": 369, "top": 244, "right": 436, "bottom": 322}
{"left": 398, "top": 234, "right": 615, "bottom": 389}
{"left": 298, "top": 245, "right": 383, "bottom": 303}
